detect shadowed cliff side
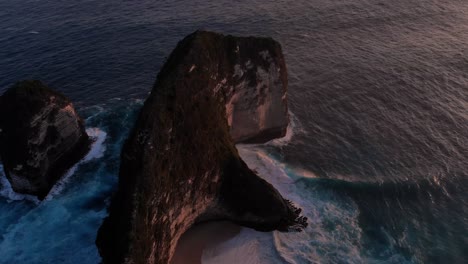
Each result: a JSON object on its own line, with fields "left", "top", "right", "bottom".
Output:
{"left": 0, "top": 80, "right": 90, "bottom": 199}
{"left": 96, "top": 31, "right": 306, "bottom": 264}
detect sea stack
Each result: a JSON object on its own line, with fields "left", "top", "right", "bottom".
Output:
{"left": 0, "top": 80, "right": 91, "bottom": 199}
{"left": 96, "top": 31, "right": 306, "bottom": 264}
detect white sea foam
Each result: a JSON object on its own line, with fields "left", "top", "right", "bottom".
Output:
{"left": 44, "top": 128, "right": 107, "bottom": 200}
{"left": 266, "top": 111, "right": 305, "bottom": 147}
{"left": 84, "top": 106, "right": 105, "bottom": 122}
{"left": 83, "top": 128, "right": 107, "bottom": 161}
{"left": 0, "top": 164, "right": 40, "bottom": 204}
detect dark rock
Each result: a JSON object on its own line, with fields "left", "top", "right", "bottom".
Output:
{"left": 220, "top": 32, "right": 289, "bottom": 143}
{"left": 96, "top": 31, "right": 306, "bottom": 264}
{"left": 0, "top": 80, "right": 91, "bottom": 199}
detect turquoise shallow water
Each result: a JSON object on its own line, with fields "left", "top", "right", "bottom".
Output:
{"left": 1, "top": 0, "right": 468, "bottom": 263}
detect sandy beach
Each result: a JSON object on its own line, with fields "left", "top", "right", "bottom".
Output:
{"left": 170, "top": 221, "right": 241, "bottom": 264}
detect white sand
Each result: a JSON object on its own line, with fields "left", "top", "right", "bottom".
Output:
{"left": 170, "top": 221, "right": 241, "bottom": 264}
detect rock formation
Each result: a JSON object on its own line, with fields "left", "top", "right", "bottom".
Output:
{"left": 0, "top": 80, "right": 91, "bottom": 199}
{"left": 96, "top": 31, "right": 306, "bottom": 264}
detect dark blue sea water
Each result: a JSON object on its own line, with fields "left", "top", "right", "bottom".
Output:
{"left": 1, "top": 0, "right": 467, "bottom": 263}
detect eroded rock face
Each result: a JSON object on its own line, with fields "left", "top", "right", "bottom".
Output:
{"left": 0, "top": 80, "right": 90, "bottom": 199}
{"left": 221, "top": 33, "right": 289, "bottom": 143}
{"left": 96, "top": 31, "right": 306, "bottom": 264}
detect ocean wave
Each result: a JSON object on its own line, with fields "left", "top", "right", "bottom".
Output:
{"left": 300, "top": 172, "right": 464, "bottom": 202}
{"left": 294, "top": 170, "right": 467, "bottom": 264}
{"left": 266, "top": 111, "right": 305, "bottom": 147}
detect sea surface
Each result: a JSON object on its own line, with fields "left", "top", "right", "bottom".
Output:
{"left": 1, "top": 0, "right": 467, "bottom": 263}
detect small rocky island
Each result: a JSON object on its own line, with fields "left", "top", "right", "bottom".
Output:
{"left": 0, "top": 80, "right": 91, "bottom": 199}
{"left": 97, "top": 31, "right": 307, "bottom": 264}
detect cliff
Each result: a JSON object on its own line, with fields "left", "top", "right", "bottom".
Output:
{"left": 96, "top": 31, "right": 306, "bottom": 264}
{"left": 219, "top": 31, "right": 289, "bottom": 143}
{"left": 0, "top": 80, "right": 91, "bottom": 199}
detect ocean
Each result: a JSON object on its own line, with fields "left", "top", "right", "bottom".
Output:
{"left": 0, "top": 0, "right": 467, "bottom": 263}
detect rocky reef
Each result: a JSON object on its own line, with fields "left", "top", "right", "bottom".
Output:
{"left": 0, "top": 80, "right": 91, "bottom": 199}
{"left": 96, "top": 31, "right": 306, "bottom": 264}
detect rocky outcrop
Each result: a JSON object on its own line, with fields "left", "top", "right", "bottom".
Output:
{"left": 0, "top": 80, "right": 91, "bottom": 199}
{"left": 96, "top": 31, "right": 306, "bottom": 264}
